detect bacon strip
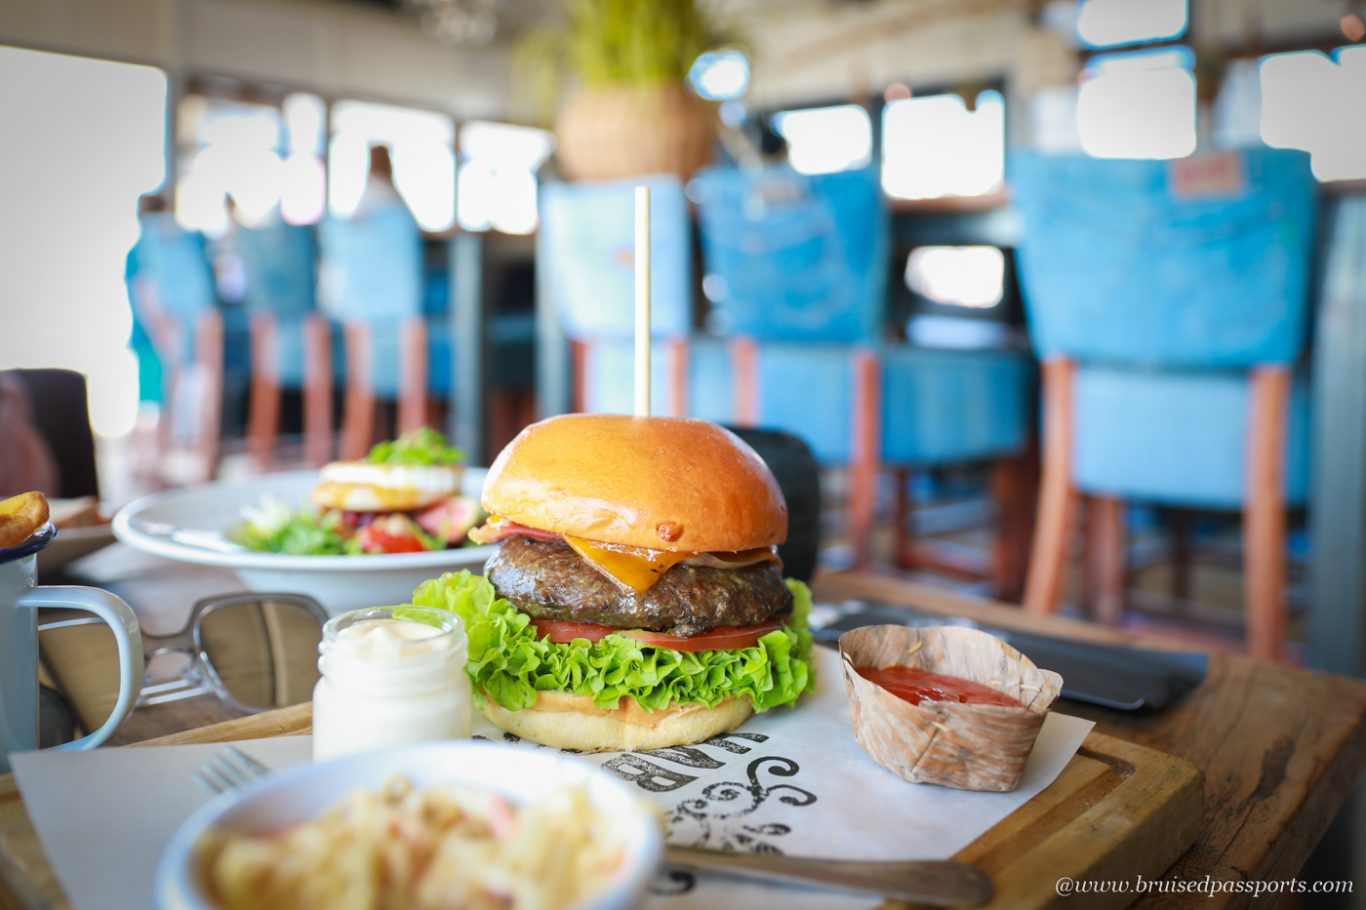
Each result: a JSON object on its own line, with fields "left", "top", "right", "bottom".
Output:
{"left": 467, "top": 519, "right": 562, "bottom": 546}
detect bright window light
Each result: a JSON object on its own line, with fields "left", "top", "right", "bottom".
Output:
{"left": 175, "top": 98, "right": 286, "bottom": 235}
{"left": 1078, "top": 48, "right": 1196, "bottom": 159}
{"left": 1077, "top": 0, "right": 1187, "bottom": 48}
{"left": 329, "top": 100, "right": 456, "bottom": 232}
{"left": 283, "top": 93, "right": 325, "bottom": 155}
{"left": 0, "top": 47, "right": 166, "bottom": 437}
{"left": 773, "top": 105, "right": 872, "bottom": 175}
{"left": 1029, "top": 86, "right": 1084, "bottom": 153}
{"left": 456, "top": 121, "right": 553, "bottom": 234}
{"left": 690, "top": 49, "right": 749, "bottom": 101}
{"left": 905, "top": 246, "right": 1005, "bottom": 309}
{"left": 882, "top": 91, "right": 1004, "bottom": 199}
{"left": 1260, "top": 47, "right": 1366, "bottom": 182}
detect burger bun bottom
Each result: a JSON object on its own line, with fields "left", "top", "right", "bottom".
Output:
{"left": 479, "top": 691, "right": 753, "bottom": 752}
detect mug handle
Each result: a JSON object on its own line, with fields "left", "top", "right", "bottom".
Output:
{"left": 18, "top": 585, "right": 145, "bottom": 751}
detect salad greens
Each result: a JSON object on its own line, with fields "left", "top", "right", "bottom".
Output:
{"left": 367, "top": 428, "right": 464, "bottom": 466}
{"left": 406, "top": 571, "right": 815, "bottom": 714}
{"left": 233, "top": 497, "right": 361, "bottom": 556}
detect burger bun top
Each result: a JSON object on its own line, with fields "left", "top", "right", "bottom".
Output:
{"left": 481, "top": 414, "right": 787, "bottom": 553}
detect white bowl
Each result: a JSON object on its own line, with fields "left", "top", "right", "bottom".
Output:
{"left": 155, "top": 741, "right": 662, "bottom": 910}
{"left": 112, "top": 470, "right": 496, "bottom": 614}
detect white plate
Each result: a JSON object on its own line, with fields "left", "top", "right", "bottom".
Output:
{"left": 155, "top": 741, "right": 661, "bottom": 910}
{"left": 112, "top": 470, "right": 495, "bottom": 613}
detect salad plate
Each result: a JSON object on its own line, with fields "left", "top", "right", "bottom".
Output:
{"left": 113, "top": 469, "right": 495, "bottom": 613}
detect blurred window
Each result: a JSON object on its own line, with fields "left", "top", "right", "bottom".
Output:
{"left": 1077, "top": 47, "right": 1196, "bottom": 159}
{"left": 175, "top": 97, "right": 288, "bottom": 236}
{"left": 1260, "top": 46, "right": 1366, "bottom": 182}
{"left": 329, "top": 100, "right": 456, "bottom": 232}
{"left": 882, "top": 90, "right": 1004, "bottom": 199}
{"left": 280, "top": 94, "right": 327, "bottom": 225}
{"left": 456, "top": 121, "right": 554, "bottom": 234}
{"left": 772, "top": 105, "right": 873, "bottom": 175}
{"left": 0, "top": 47, "right": 166, "bottom": 437}
{"left": 1077, "top": 0, "right": 1187, "bottom": 48}
{"left": 690, "top": 49, "right": 749, "bottom": 101}
{"left": 1029, "top": 86, "right": 1083, "bottom": 153}
{"left": 904, "top": 246, "right": 1005, "bottom": 309}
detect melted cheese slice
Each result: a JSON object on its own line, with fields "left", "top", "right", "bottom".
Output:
{"left": 565, "top": 536, "right": 780, "bottom": 594}
{"left": 564, "top": 536, "right": 688, "bottom": 594}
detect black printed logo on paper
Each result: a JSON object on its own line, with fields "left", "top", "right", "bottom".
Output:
{"left": 667, "top": 755, "right": 817, "bottom": 854}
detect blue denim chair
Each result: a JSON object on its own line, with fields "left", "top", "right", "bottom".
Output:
{"left": 231, "top": 219, "right": 334, "bottom": 467}
{"left": 126, "top": 213, "right": 226, "bottom": 480}
{"left": 540, "top": 176, "right": 695, "bottom": 416}
{"left": 319, "top": 197, "right": 442, "bottom": 458}
{"left": 1012, "top": 149, "right": 1316, "bottom": 658}
{"left": 694, "top": 166, "right": 888, "bottom": 342}
{"left": 694, "top": 165, "right": 1034, "bottom": 583}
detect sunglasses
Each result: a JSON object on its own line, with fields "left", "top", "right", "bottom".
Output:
{"left": 39, "top": 592, "right": 328, "bottom": 721}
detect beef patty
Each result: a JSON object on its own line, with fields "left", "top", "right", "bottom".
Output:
{"left": 486, "top": 536, "right": 793, "bottom": 636}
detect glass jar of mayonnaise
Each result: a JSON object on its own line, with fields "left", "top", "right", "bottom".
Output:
{"left": 312, "top": 606, "right": 471, "bottom": 761}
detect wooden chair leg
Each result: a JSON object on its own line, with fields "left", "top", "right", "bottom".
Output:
{"left": 303, "top": 314, "right": 333, "bottom": 467}
{"left": 667, "top": 339, "right": 688, "bottom": 418}
{"left": 1246, "top": 365, "right": 1291, "bottom": 661}
{"left": 192, "top": 310, "right": 224, "bottom": 481}
{"left": 1025, "top": 357, "right": 1078, "bottom": 615}
{"left": 247, "top": 313, "right": 281, "bottom": 472}
{"left": 1163, "top": 507, "right": 1194, "bottom": 611}
{"left": 892, "top": 468, "right": 914, "bottom": 569}
{"left": 571, "top": 340, "right": 589, "bottom": 414}
{"left": 1084, "top": 495, "right": 1127, "bottom": 625}
{"left": 340, "top": 322, "right": 376, "bottom": 461}
{"left": 731, "top": 337, "right": 759, "bottom": 426}
{"left": 848, "top": 350, "right": 882, "bottom": 569}
{"left": 991, "top": 452, "right": 1035, "bottom": 602}
{"left": 398, "top": 317, "right": 429, "bottom": 434}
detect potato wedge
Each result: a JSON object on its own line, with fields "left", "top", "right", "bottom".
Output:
{"left": 0, "top": 491, "right": 50, "bottom": 549}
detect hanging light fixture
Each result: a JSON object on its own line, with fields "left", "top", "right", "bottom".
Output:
{"left": 405, "top": 0, "right": 503, "bottom": 46}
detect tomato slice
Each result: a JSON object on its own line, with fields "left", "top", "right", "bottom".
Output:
{"left": 357, "top": 525, "right": 427, "bottom": 554}
{"left": 530, "top": 614, "right": 790, "bottom": 652}
{"left": 529, "top": 619, "right": 623, "bottom": 644}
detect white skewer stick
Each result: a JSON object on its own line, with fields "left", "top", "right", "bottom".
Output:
{"left": 634, "top": 185, "right": 652, "bottom": 418}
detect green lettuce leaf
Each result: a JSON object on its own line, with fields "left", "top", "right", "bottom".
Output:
{"left": 368, "top": 428, "right": 464, "bottom": 466}
{"left": 407, "top": 571, "right": 814, "bottom": 714}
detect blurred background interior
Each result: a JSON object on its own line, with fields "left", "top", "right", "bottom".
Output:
{"left": 2, "top": 0, "right": 1365, "bottom": 678}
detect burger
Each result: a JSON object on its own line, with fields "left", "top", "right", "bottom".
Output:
{"left": 313, "top": 428, "right": 479, "bottom": 554}
{"left": 408, "top": 414, "right": 814, "bottom": 751}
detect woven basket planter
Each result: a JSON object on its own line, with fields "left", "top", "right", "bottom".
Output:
{"left": 557, "top": 84, "right": 716, "bottom": 182}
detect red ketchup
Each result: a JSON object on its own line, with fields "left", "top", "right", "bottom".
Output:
{"left": 856, "top": 665, "right": 1024, "bottom": 708}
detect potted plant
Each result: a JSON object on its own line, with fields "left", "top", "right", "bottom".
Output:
{"left": 518, "top": 0, "right": 737, "bottom": 181}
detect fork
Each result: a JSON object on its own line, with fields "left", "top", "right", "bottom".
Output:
{"left": 191, "top": 747, "right": 992, "bottom": 907}
{"left": 193, "top": 745, "right": 272, "bottom": 795}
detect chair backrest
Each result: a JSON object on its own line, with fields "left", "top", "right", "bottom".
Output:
{"left": 234, "top": 220, "right": 318, "bottom": 317}
{"left": 1011, "top": 148, "right": 1316, "bottom": 367}
{"left": 130, "top": 213, "right": 217, "bottom": 318}
{"left": 539, "top": 176, "right": 692, "bottom": 339}
{"left": 693, "top": 165, "right": 889, "bottom": 343}
{"left": 10, "top": 369, "right": 98, "bottom": 499}
{"left": 318, "top": 199, "right": 423, "bottom": 322}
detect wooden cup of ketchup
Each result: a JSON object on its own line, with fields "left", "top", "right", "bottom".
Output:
{"left": 838, "top": 625, "right": 1064, "bottom": 792}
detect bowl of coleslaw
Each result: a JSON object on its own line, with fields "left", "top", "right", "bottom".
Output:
{"left": 155, "top": 741, "right": 663, "bottom": 910}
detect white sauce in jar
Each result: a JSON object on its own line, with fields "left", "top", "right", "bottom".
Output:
{"left": 312, "top": 607, "right": 471, "bottom": 761}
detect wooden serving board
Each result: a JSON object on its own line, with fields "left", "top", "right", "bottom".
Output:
{"left": 0, "top": 704, "right": 1202, "bottom": 910}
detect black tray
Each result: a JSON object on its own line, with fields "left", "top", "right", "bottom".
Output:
{"left": 812, "top": 600, "right": 1208, "bottom": 711}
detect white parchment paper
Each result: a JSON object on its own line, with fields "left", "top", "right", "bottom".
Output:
{"left": 13, "top": 647, "right": 1093, "bottom": 909}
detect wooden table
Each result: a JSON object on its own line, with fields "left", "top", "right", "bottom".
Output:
{"left": 20, "top": 547, "right": 1366, "bottom": 908}
{"left": 816, "top": 573, "right": 1366, "bottom": 909}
